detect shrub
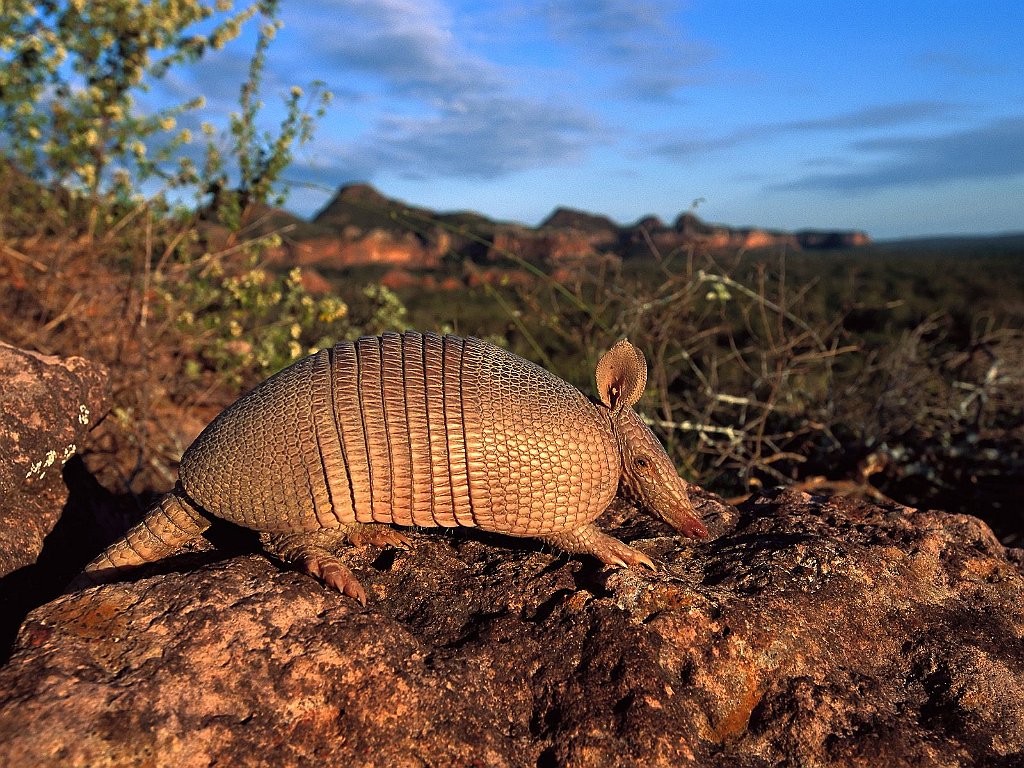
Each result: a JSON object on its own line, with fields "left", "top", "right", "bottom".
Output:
{"left": 0, "top": 0, "right": 404, "bottom": 498}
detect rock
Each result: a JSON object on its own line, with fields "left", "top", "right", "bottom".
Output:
{"left": 266, "top": 231, "right": 442, "bottom": 271}
{"left": 0, "top": 342, "right": 108, "bottom": 578}
{"left": 673, "top": 211, "right": 719, "bottom": 237}
{"left": 379, "top": 268, "right": 437, "bottom": 291}
{"left": 663, "top": 214, "right": 802, "bottom": 253}
{"left": 796, "top": 230, "right": 872, "bottom": 249}
{"left": 313, "top": 182, "right": 436, "bottom": 234}
{"left": 486, "top": 228, "right": 622, "bottom": 268}
{"left": 294, "top": 183, "right": 872, "bottom": 274}
{"left": 540, "top": 207, "right": 619, "bottom": 237}
{"left": 295, "top": 266, "right": 333, "bottom": 295}
{"left": 632, "top": 215, "right": 667, "bottom": 230}
{"left": 0, "top": 488, "right": 1021, "bottom": 767}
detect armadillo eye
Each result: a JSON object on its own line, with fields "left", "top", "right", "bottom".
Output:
{"left": 633, "top": 456, "right": 651, "bottom": 472}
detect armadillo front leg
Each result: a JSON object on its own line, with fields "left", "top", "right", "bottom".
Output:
{"left": 541, "top": 524, "right": 655, "bottom": 570}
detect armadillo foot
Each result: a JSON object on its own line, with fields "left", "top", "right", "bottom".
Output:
{"left": 541, "top": 524, "right": 656, "bottom": 571}
{"left": 301, "top": 554, "right": 367, "bottom": 605}
{"left": 261, "top": 531, "right": 367, "bottom": 605}
{"left": 343, "top": 523, "right": 412, "bottom": 550}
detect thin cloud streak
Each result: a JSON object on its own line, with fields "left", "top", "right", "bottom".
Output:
{"left": 298, "top": 96, "right": 606, "bottom": 181}
{"left": 913, "top": 50, "right": 1003, "bottom": 77}
{"left": 786, "top": 101, "right": 969, "bottom": 131}
{"left": 774, "top": 116, "right": 1024, "bottom": 192}
{"left": 655, "top": 101, "right": 968, "bottom": 158}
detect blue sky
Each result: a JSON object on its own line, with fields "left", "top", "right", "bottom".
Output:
{"left": 164, "top": 0, "right": 1024, "bottom": 238}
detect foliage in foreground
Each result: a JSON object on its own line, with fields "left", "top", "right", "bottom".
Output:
{"left": 0, "top": 0, "right": 399, "bottom": 494}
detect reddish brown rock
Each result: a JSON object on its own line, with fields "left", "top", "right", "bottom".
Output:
{"left": 0, "top": 342, "right": 108, "bottom": 577}
{"left": 797, "top": 230, "right": 872, "bottom": 249}
{"left": 379, "top": 267, "right": 436, "bottom": 291}
{"left": 438, "top": 276, "right": 465, "bottom": 291}
{"left": 540, "top": 207, "right": 619, "bottom": 236}
{"left": 260, "top": 184, "right": 871, "bottom": 280}
{"left": 0, "top": 487, "right": 1021, "bottom": 767}
{"left": 295, "top": 266, "right": 333, "bottom": 295}
{"left": 488, "top": 228, "right": 605, "bottom": 265}
{"left": 268, "top": 230, "right": 442, "bottom": 270}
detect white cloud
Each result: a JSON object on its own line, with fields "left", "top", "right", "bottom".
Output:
{"left": 295, "top": 95, "right": 606, "bottom": 182}
{"left": 293, "top": 0, "right": 504, "bottom": 102}
{"left": 281, "top": 0, "right": 610, "bottom": 183}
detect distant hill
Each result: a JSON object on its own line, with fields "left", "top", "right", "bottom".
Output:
{"left": 540, "top": 207, "right": 619, "bottom": 234}
{"left": 263, "top": 182, "right": 872, "bottom": 276}
{"left": 310, "top": 183, "right": 871, "bottom": 246}
{"left": 312, "top": 183, "right": 436, "bottom": 234}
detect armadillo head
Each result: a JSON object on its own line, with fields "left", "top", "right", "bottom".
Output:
{"left": 595, "top": 340, "right": 709, "bottom": 539}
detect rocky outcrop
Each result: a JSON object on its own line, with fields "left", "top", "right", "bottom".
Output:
{"left": 313, "top": 183, "right": 436, "bottom": 235}
{"left": 487, "top": 228, "right": 611, "bottom": 265}
{"left": 796, "top": 229, "right": 872, "bottom": 249}
{"left": 0, "top": 342, "right": 110, "bottom": 665}
{"left": 540, "top": 207, "right": 619, "bottom": 238}
{"left": 0, "top": 483, "right": 1020, "bottom": 766}
{"left": 653, "top": 212, "right": 801, "bottom": 252}
{"left": 0, "top": 342, "right": 108, "bottom": 578}
{"left": 630, "top": 215, "right": 667, "bottom": 232}
{"left": 268, "top": 231, "right": 443, "bottom": 270}
{"left": 267, "top": 184, "right": 872, "bottom": 273}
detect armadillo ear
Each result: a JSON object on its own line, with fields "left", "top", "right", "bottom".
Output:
{"left": 595, "top": 339, "right": 648, "bottom": 413}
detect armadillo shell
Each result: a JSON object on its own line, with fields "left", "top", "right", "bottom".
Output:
{"left": 179, "top": 332, "right": 619, "bottom": 537}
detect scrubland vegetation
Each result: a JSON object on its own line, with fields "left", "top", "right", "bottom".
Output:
{"left": 2, "top": 2, "right": 1021, "bottom": 543}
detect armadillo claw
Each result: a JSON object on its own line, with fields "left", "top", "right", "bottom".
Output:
{"left": 605, "top": 543, "right": 656, "bottom": 571}
{"left": 628, "top": 548, "right": 657, "bottom": 571}
{"left": 303, "top": 555, "right": 367, "bottom": 606}
{"left": 541, "top": 525, "right": 657, "bottom": 572}
{"left": 583, "top": 532, "right": 656, "bottom": 571}
{"left": 344, "top": 524, "right": 412, "bottom": 550}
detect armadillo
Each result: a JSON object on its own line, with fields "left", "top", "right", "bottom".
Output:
{"left": 73, "top": 332, "right": 708, "bottom": 603}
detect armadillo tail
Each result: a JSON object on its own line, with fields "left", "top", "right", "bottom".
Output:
{"left": 67, "top": 486, "right": 212, "bottom": 591}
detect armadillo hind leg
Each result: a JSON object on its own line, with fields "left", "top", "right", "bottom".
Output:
{"left": 541, "top": 524, "right": 655, "bottom": 570}
{"left": 67, "top": 489, "right": 212, "bottom": 590}
{"left": 261, "top": 530, "right": 371, "bottom": 605}
{"left": 342, "top": 523, "right": 412, "bottom": 550}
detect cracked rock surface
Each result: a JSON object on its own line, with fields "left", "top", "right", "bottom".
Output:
{"left": 0, "top": 343, "right": 1022, "bottom": 766}
{"left": 0, "top": 341, "right": 108, "bottom": 578}
{"left": 1, "top": 484, "right": 1022, "bottom": 767}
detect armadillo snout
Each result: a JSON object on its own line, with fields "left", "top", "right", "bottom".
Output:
{"left": 633, "top": 472, "right": 707, "bottom": 539}
{"left": 658, "top": 494, "right": 708, "bottom": 539}
{"left": 614, "top": 409, "right": 709, "bottom": 540}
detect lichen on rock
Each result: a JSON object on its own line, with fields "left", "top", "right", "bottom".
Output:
{"left": 0, "top": 342, "right": 108, "bottom": 577}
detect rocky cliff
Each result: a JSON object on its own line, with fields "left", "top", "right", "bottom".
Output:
{"left": 263, "top": 183, "right": 870, "bottom": 274}
{"left": 0, "top": 344, "right": 1021, "bottom": 768}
